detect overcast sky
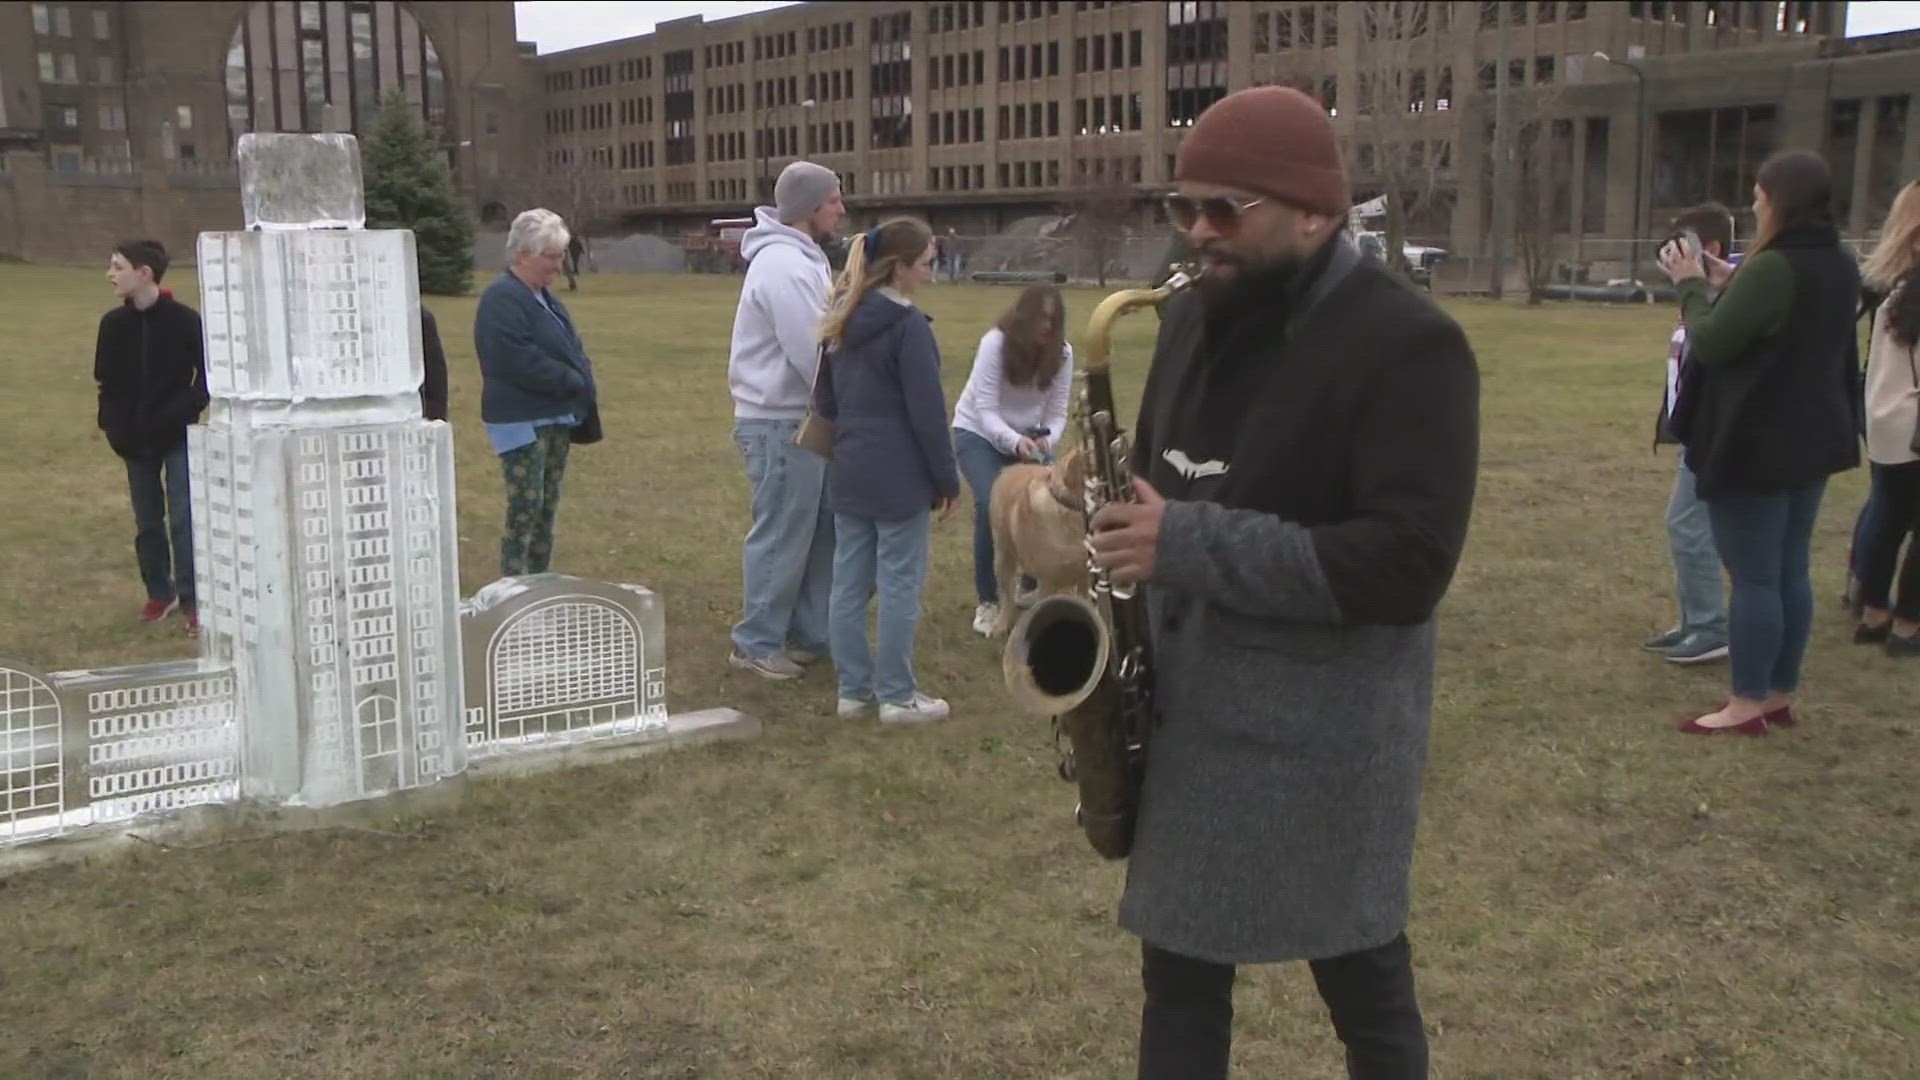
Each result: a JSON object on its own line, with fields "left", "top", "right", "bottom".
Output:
{"left": 513, "top": 1, "right": 1920, "bottom": 54}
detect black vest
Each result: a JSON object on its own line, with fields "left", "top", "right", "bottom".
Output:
{"left": 1675, "top": 223, "right": 1862, "bottom": 499}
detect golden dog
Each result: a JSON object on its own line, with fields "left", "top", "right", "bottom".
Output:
{"left": 986, "top": 445, "right": 1090, "bottom": 637}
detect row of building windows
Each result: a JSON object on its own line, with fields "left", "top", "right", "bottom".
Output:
{"left": 34, "top": 51, "right": 113, "bottom": 85}
{"left": 29, "top": 3, "right": 110, "bottom": 40}
{"left": 537, "top": 0, "right": 1839, "bottom": 100}
{"left": 708, "top": 177, "right": 750, "bottom": 201}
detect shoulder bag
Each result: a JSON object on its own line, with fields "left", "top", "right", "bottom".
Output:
{"left": 793, "top": 341, "right": 834, "bottom": 458}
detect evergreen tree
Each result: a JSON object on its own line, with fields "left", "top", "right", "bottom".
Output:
{"left": 362, "top": 93, "right": 475, "bottom": 295}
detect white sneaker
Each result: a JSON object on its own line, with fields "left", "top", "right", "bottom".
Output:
{"left": 729, "top": 651, "right": 804, "bottom": 681}
{"left": 972, "top": 602, "right": 1000, "bottom": 637}
{"left": 880, "top": 693, "right": 950, "bottom": 725}
{"left": 836, "top": 696, "right": 873, "bottom": 717}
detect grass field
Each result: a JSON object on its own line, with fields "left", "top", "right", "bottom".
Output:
{"left": 1, "top": 265, "right": 1915, "bottom": 1079}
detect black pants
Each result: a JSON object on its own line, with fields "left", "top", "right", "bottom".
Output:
{"left": 1138, "top": 933, "right": 1427, "bottom": 1080}
{"left": 1857, "top": 462, "right": 1920, "bottom": 621}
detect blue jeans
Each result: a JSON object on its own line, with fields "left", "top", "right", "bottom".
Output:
{"left": 829, "top": 511, "right": 931, "bottom": 703}
{"left": 1706, "top": 482, "right": 1826, "bottom": 700}
{"left": 1664, "top": 458, "right": 1728, "bottom": 637}
{"left": 953, "top": 427, "right": 1044, "bottom": 604}
{"left": 125, "top": 445, "right": 194, "bottom": 605}
{"left": 731, "top": 418, "right": 834, "bottom": 659}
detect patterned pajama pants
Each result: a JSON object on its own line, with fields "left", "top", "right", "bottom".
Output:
{"left": 499, "top": 424, "right": 572, "bottom": 577}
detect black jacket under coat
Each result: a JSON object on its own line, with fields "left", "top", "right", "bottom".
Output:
{"left": 94, "top": 291, "right": 209, "bottom": 458}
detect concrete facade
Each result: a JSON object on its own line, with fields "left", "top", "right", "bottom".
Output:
{"left": 2, "top": 1, "right": 1914, "bottom": 267}
{"left": 0, "top": 0, "right": 535, "bottom": 262}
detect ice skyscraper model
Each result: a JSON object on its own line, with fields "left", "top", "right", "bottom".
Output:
{"left": 189, "top": 132, "right": 466, "bottom": 805}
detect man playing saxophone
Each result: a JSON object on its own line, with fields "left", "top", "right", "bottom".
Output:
{"left": 1085, "top": 86, "right": 1480, "bottom": 1079}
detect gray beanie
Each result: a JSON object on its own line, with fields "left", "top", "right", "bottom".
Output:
{"left": 774, "top": 161, "right": 841, "bottom": 222}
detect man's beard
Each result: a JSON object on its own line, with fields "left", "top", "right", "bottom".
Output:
{"left": 1197, "top": 248, "right": 1310, "bottom": 306}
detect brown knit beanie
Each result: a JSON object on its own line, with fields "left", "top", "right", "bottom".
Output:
{"left": 1174, "top": 86, "right": 1349, "bottom": 218}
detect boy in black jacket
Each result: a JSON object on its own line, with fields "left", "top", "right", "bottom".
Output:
{"left": 96, "top": 239, "right": 209, "bottom": 635}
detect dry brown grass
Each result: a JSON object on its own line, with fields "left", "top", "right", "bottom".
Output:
{"left": 0, "top": 266, "right": 1914, "bottom": 1079}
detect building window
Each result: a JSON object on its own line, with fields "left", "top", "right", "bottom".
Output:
{"left": 1655, "top": 104, "right": 1779, "bottom": 213}
{"left": 60, "top": 105, "right": 79, "bottom": 127}
{"left": 32, "top": 4, "right": 50, "bottom": 35}
{"left": 224, "top": 0, "right": 448, "bottom": 138}
{"left": 38, "top": 52, "right": 56, "bottom": 82}
{"left": 59, "top": 53, "right": 77, "bottom": 83}
{"left": 177, "top": 105, "right": 194, "bottom": 130}
{"left": 93, "top": 7, "right": 110, "bottom": 38}
{"left": 53, "top": 4, "right": 72, "bottom": 36}
{"left": 96, "top": 56, "right": 115, "bottom": 83}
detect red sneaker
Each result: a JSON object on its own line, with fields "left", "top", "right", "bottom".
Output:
{"left": 139, "top": 597, "right": 179, "bottom": 623}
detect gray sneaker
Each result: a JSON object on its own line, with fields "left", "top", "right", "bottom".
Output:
{"left": 729, "top": 651, "right": 805, "bottom": 680}
{"left": 1663, "top": 632, "right": 1729, "bottom": 665}
{"left": 880, "top": 693, "right": 950, "bottom": 725}
{"left": 1643, "top": 626, "right": 1686, "bottom": 651}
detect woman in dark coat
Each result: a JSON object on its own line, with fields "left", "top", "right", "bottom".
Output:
{"left": 472, "top": 208, "right": 599, "bottom": 578}
{"left": 1661, "top": 149, "right": 1862, "bottom": 735}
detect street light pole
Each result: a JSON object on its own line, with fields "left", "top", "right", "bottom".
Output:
{"left": 1595, "top": 52, "right": 1646, "bottom": 284}
{"left": 757, "top": 98, "right": 817, "bottom": 204}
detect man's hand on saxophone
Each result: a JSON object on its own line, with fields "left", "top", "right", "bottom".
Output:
{"left": 1088, "top": 477, "right": 1168, "bottom": 586}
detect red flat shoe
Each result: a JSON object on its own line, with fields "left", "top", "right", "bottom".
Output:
{"left": 1681, "top": 701, "right": 1796, "bottom": 729}
{"left": 1677, "top": 713, "right": 1768, "bottom": 736}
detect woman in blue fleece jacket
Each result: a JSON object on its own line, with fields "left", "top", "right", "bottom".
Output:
{"left": 472, "top": 209, "right": 599, "bottom": 579}
{"left": 813, "top": 217, "right": 962, "bottom": 725}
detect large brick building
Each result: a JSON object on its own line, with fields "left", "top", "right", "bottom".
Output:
{"left": 2, "top": 1, "right": 1915, "bottom": 271}
{"left": 0, "top": 0, "right": 536, "bottom": 262}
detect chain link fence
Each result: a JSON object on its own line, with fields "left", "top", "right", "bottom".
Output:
{"left": 467, "top": 229, "right": 1884, "bottom": 297}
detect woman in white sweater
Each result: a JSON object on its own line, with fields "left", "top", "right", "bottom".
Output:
{"left": 950, "top": 286, "right": 1073, "bottom": 636}
{"left": 1855, "top": 180, "right": 1920, "bottom": 656}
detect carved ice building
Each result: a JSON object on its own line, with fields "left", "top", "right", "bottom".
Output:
{"left": 188, "top": 132, "right": 465, "bottom": 806}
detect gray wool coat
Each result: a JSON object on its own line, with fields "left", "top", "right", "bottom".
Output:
{"left": 1116, "top": 238, "right": 1480, "bottom": 965}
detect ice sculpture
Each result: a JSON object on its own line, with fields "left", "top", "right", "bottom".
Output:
{"left": 190, "top": 132, "right": 465, "bottom": 806}
{"left": 2, "top": 655, "right": 238, "bottom": 845}
{"left": 237, "top": 131, "right": 365, "bottom": 231}
{"left": 48, "top": 661, "right": 239, "bottom": 825}
{"left": 458, "top": 575, "right": 669, "bottom": 755}
{"left": 198, "top": 229, "right": 422, "bottom": 411}
{"left": 1, "top": 656, "right": 65, "bottom": 845}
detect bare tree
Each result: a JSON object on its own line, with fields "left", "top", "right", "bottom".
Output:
{"left": 1063, "top": 170, "right": 1138, "bottom": 287}
{"left": 1501, "top": 84, "right": 1570, "bottom": 304}
{"left": 1348, "top": 2, "right": 1454, "bottom": 277}
{"left": 501, "top": 146, "right": 621, "bottom": 240}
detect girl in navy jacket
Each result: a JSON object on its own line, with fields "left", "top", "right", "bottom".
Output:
{"left": 813, "top": 218, "right": 961, "bottom": 725}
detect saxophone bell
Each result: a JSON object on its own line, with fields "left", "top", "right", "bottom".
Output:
{"left": 1001, "top": 592, "right": 1111, "bottom": 717}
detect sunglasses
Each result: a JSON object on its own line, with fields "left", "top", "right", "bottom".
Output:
{"left": 1163, "top": 193, "right": 1267, "bottom": 234}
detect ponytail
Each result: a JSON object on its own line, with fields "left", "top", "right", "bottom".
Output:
{"left": 818, "top": 217, "right": 934, "bottom": 349}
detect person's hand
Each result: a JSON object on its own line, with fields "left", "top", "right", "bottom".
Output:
{"left": 1703, "top": 252, "right": 1735, "bottom": 290}
{"left": 1658, "top": 239, "right": 1705, "bottom": 285}
{"left": 934, "top": 495, "right": 958, "bottom": 523}
{"left": 1014, "top": 436, "right": 1043, "bottom": 462}
{"left": 1088, "top": 478, "right": 1167, "bottom": 586}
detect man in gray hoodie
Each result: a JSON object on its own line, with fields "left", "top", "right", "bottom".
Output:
{"left": 727, "top": 161, "right": 846, "bottom": 680}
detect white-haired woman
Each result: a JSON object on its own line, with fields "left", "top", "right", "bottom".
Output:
{"left": 473, "top": 208, "right": 601, "bottom": 578}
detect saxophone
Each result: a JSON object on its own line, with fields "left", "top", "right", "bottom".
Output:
{"left": 1002, "top": 263, "right": 1201, "bottom": 860}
